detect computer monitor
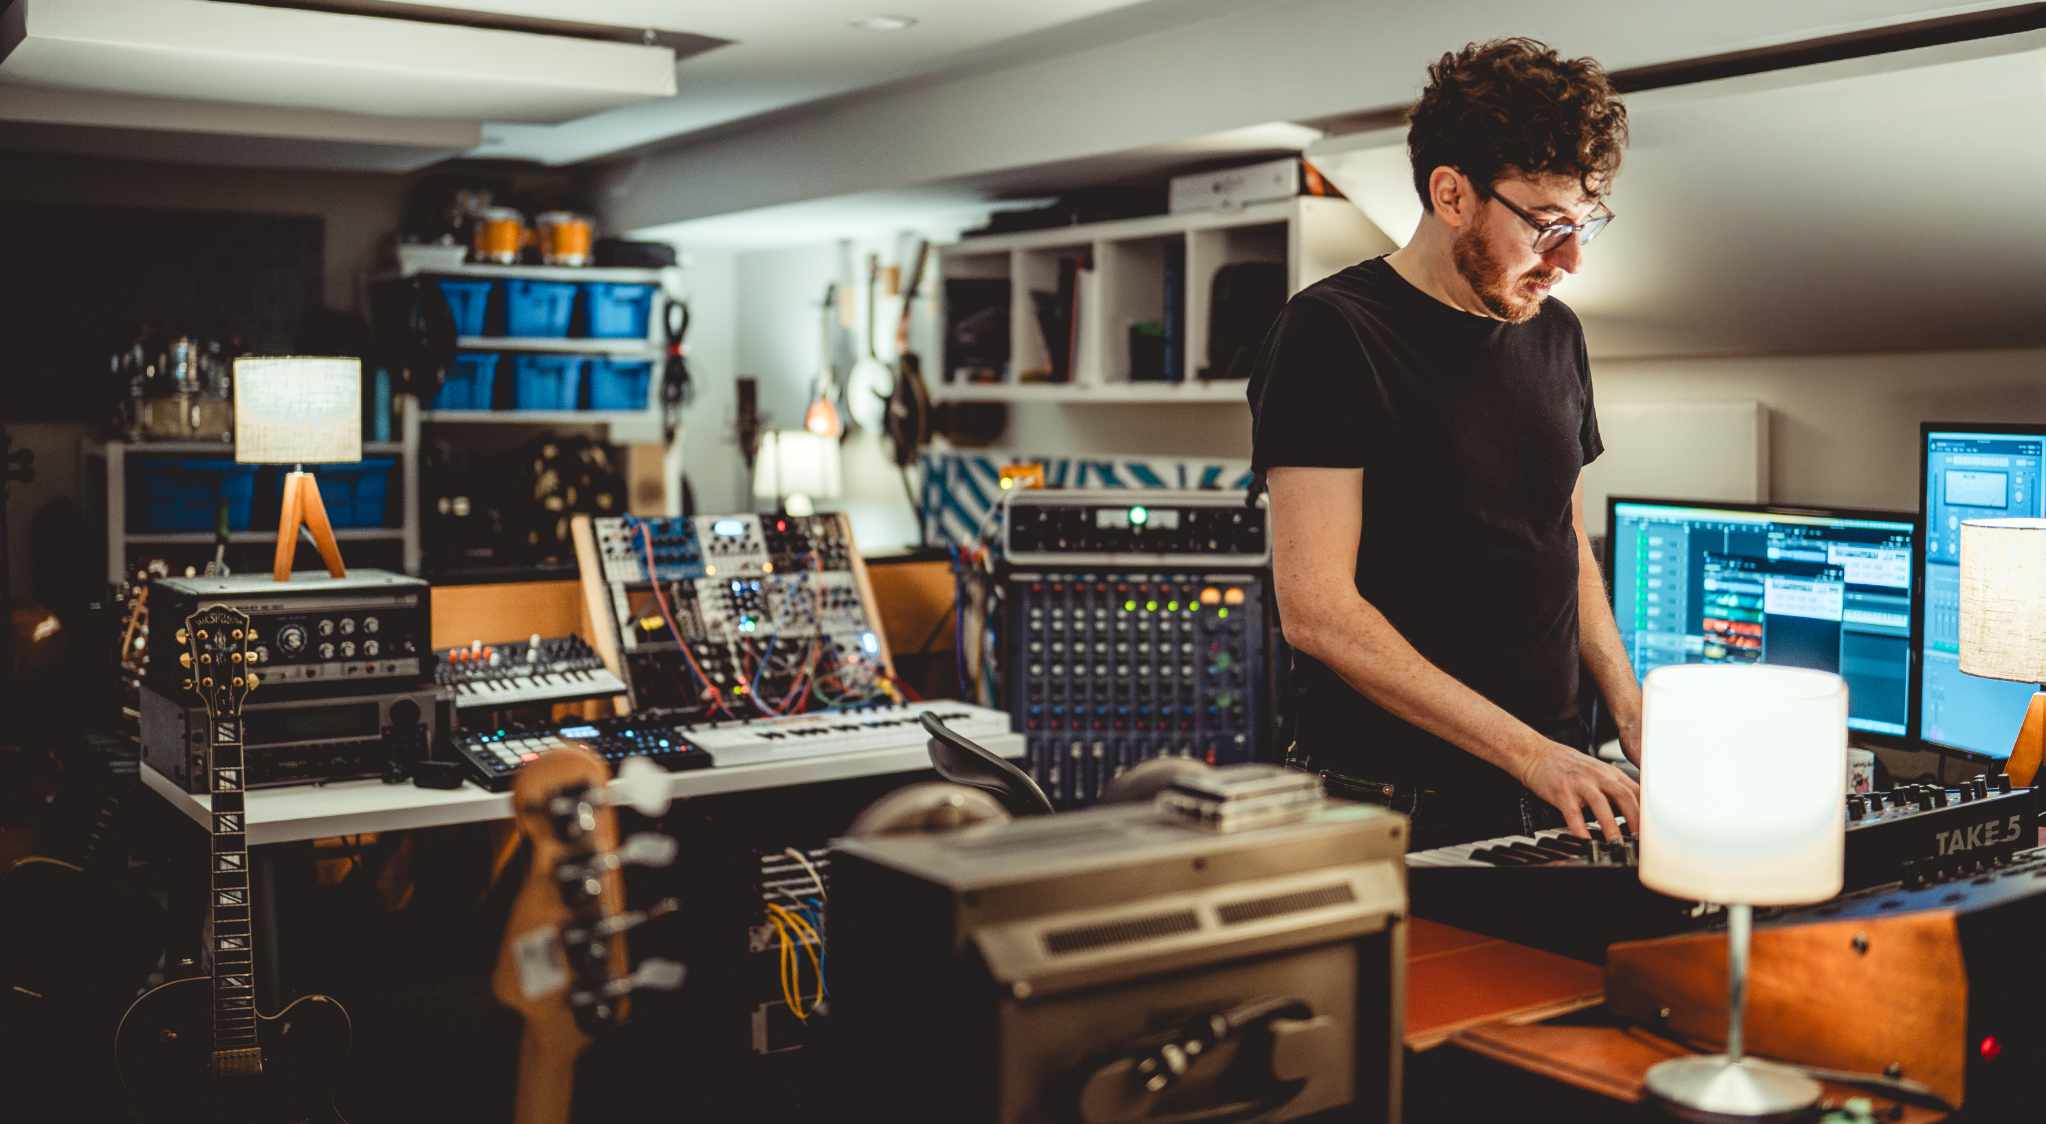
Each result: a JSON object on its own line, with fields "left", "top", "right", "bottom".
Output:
{"left": 1917, "top": 424, "right": 2046, "bottom": 761}
{"left": 1605, "top": 497, "right": 1916, "bottom": 739}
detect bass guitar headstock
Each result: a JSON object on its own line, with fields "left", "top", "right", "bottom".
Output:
{"left": 493, "top": 749, "right": 680, "bottom": 1101}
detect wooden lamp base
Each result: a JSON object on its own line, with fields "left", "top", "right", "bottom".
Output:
{"left": 2008, "top": 690, "right": 2046, "bottom": 788}
{"left": 272, "top": 469, "right": 348, "bottom": 583}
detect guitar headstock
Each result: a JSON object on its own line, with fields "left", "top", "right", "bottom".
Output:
{"left": 493, "top": 749, "right": 679, "bottom": 1065}
{"left": 177, "top": 605, "right": 258, "bottom": 719}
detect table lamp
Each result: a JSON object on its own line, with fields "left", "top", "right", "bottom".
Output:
{"left": 233, "top": 356, "right": 362, "bottom": 582}
{"left": 1959, "top": 518, "right": 2046, "bottom": 787}
{"left": 752, "top": 429, "right": 842, "bottom": 518}
{"left": 1636, "top": 664, "right": 1846, "bottom": 1119}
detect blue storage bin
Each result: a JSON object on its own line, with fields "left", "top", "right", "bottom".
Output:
{"left": 136, "top": 458, "right": 258, "bottom": 532}
{"left": 435, "top": 352, "right": 501, "bottom": 410}
{"left": 514, "top": 354, "right": 586, "bottom": 410}
{"left": 587, "top": 358, "right": 653, "bottom": 411}
{"left": 434, "top": 277, "right": 495, "bottom": 337}
{"left": 294, "top": 458, "right": 397, "bottom": 529}
{"left": 506, "top": 278, "right": 579, "bottom": 338}
{"left": 584, "top": 283, "right": 656, "bottom": 339}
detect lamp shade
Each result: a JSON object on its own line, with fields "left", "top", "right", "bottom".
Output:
{"left": 1959, "top": 518, "right": 2046, "bottom": 683}
{"left": 233, "top": 356, "right": 361, "bottom": 465}
{"left": 751, "top": 430, "right": 842, "bottom": 505}
{"left": 1638, "top": 665, "right": 1846, "bottom": 906}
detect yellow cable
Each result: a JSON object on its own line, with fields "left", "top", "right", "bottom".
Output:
{"left": 765, "top": 903, "right": 825, "bottom": 1014}
{"left": 768, "top": 912, "right": 805, "bottom": 1022}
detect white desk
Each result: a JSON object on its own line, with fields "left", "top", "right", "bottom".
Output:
{"left": 142, "top": 731, "right": 1026, "bottom": 845}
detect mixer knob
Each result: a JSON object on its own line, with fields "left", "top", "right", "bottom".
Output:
{"left": 319, "top": 643, "right": 335, "bottom": 660}
{"left": 1997, "top": 773, "right": 2014, "bottom": 794}
{"left": 363, "top": 640, "right": 379, "bottom": 657}
{"left": 1958, "top": 784, "right": 1975, "bottom": 803}
{"left": 277, "top": 624, "right": 307, "bottom": 655}
{"left": 1846, "top": 794, "right": 1866, "bottom": 821}
{"left": 340, "top": 641, "right": 356, "bottom": 659}
{"left": 1867, "top": 791, "right": 1885, "bottom": 813}
{"left": 1918, "top": 789, "right": 1939, "bottom": 812}
{"left": 318, "top": 620, "right": 335, "bottom": 637}
{"left": 1972, "top": 776, "right": 1990, "bottom": 800}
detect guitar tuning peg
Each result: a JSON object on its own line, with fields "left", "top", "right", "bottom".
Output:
{"left": 607, "top": 757, "right": 671, "bottom": 817}
{"left": 628, "top": 958, "right": 686, "bottom": 993}
{"left": 176, "top": 628, "right": 190, "bottom": 644}
{"left": 617, "top": 833, "right": 678, "bottom": 869}
{"left": 246, "top": 672, "right": 260, "bottom": 691}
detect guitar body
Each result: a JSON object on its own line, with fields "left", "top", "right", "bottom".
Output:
{"left": 115, "top": 976, "right": 352, "bottom": 1124}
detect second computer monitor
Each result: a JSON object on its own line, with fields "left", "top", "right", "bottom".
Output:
{"left": 1918, "top": 425, "right": 2045, "bottom": 761}
{"left": 1606, "top": 497, "right": 1916, "bottom": 738}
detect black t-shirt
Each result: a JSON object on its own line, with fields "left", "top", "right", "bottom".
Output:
{"left": 1246, "top": 256, "right": 1603, "bottom": 796}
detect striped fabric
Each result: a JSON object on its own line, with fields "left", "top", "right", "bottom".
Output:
{"left": 919, "top": 449, "right": 1255, "bottom": 549}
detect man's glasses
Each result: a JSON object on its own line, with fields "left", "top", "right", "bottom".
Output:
{"left": 1481, "top": 184, "right": 1613, "bottom": 253}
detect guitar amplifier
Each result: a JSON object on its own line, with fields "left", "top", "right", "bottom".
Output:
{"left": 142, "top": 571, "right": 430, "bottom": 703}
{"left": 140, "top": 682, "right": 445, "bottom": 792}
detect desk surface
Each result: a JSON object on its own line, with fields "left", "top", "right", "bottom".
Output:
{"left": 143, "top": 730, "right": 1025, "bottom": 845}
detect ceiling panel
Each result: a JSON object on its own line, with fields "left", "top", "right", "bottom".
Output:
{"left": 1, "top": 0, "right": 676, "bottom": 122}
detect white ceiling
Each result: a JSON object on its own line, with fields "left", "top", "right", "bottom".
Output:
{"left": 1308, "top": 33, "right": 2046, "bottom": 359}
{"left": 466, "top": 0, "right": 1227, "bottom": 165}
{"left": 0, "top": 0, "right": 1228, "bottom": 170}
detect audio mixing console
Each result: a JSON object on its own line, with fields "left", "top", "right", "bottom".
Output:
{"left": 1000, "top": 491, "right": 1277, "bottom": 807}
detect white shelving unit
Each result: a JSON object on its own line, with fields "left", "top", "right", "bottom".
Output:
{"left": 930, "top": 197, "right": 1392, "bottom": 404}
{"left": 377, "top": 260, "right": 673, "bottom": 433}
{"left": 83, "top": 402, "right": 422, "bottom": 585}
{"left": 455, "top": 336, "right": 659, "bottom": 357}
{"left": 417, "top": 409, "right": 654, "bottom": 426}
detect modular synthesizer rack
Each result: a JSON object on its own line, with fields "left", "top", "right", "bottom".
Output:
{"left": 572, "top": 513, "right": 897, "bottom": 715}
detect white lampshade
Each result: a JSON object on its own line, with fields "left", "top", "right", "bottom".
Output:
{"left": 233, "top": 356, "right": 362, "bottom": 465}
{"left": 1638, "top": 665, "right": 1846, "bottom": 906}
{"left": 752, "top": 430, "right": 842, "bottom": 512}
{"left": 1960, "top": 518, "right": 2046, "bottom": 684}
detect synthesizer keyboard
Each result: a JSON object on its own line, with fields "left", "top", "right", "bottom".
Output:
{"left": 1404, "top": 779, "right": 2037, "bottom": 960}
{"left": 452, "top": 700, "right": 1016, "bottom": 791}
{"left": 436, "top": 634, "right": 627, "bottom": 711}
{"left": 680, "top": 702, "right": 1013, "bottom": 768}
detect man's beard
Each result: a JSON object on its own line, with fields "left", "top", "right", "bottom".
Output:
{"left": 1452, "top": 224, "right": 1559, "bottom": 324}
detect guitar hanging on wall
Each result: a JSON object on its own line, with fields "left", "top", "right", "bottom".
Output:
{"left": 113, "top": 604, "right": 353, "bottom": 1123}
{"left": 494, "top": 746, "right": 682, "bottom": 1124}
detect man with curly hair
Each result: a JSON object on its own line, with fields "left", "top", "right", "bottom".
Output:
{"left": 1250, "top": 38, "right": 1642, "bottom": 848}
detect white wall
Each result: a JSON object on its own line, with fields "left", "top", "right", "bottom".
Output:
{"left": 667, "top": 249, "right": 744, "bottom": 513}
{"left": 1595, "top": 348, "right": 2046, "bottom": 512}
{"left": 697, "top": 239, "right": 940, "bottom": 552}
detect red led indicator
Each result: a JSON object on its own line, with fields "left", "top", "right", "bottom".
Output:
{"left": 1980, "top": 1036, "right": 2002, "bottom": 1062}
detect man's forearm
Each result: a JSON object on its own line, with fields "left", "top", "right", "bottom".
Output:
{"left": 1577, "top": 530, "right": 1642, "bottom": 737}
{"left": 1288, "top": 594, "right": 1554, "bottom": 784}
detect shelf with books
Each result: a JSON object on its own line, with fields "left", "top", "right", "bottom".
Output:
{"left": 936, "top": 197, "right": 1391, "bottom": 404}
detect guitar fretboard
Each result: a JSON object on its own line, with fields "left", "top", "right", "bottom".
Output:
{"left": 209, "top": 716, "right": 258, "bottom": 1050}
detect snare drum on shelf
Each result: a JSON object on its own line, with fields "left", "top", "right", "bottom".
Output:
{"left": 535, "top": 211, "right": 594, "bottom": 267}
{"left": 471, "top": 206, "right": 527, "bottom": 265}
